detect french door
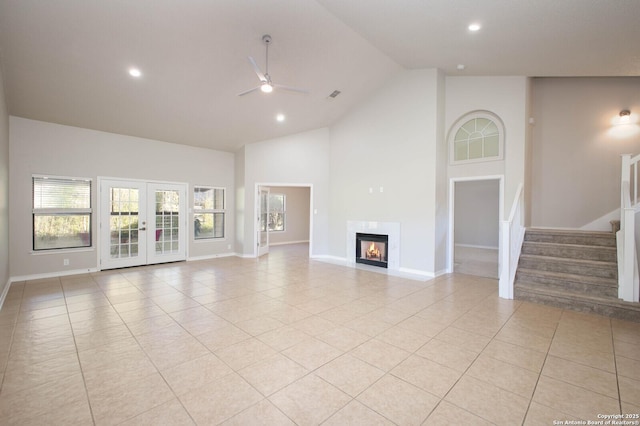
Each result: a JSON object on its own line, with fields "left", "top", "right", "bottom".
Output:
{"left": 100, "top": 179, "right": 187, "bottom": 270}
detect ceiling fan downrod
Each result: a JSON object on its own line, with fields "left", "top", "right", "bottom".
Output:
{"left": 262, "top": 34, "right": 271, "bottom": 77}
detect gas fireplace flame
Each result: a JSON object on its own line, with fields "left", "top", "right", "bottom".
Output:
{"left": 367, "top": 242, "right": 380, "bottom": 259}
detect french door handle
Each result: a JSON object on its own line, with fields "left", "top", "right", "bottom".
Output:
{"left": 139, "top": 227, "right": 146, "bottom": 231}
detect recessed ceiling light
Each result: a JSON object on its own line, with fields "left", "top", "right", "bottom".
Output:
{"left": 468, "top": 23, "right": 481, "bottom": 32}
{"left": 128, "top": 68, "right": 142, "bottom": 78}
{"left": 457, "top": 64, "right": 466, "bottom": 70}
{"left": 276, "top": 114, "right": 285, "bottom": 122}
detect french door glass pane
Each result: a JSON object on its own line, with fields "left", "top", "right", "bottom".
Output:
{"left": 109, "top": 188, "right": 139, "bottom": 259}
{"left": 155, "top": 190, "right": 180, "bottom": 255}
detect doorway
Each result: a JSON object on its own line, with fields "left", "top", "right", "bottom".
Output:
{"left": 99, "top": 178, "right": 187, "bottom": 270}
{"left": 255, "top": 184, "right": 312, "bottom": 258}
{"left": 451, "top": 178, "right": 501, "bottom": 279}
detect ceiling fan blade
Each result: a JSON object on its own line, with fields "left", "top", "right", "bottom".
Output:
{"left": 237, "top": 86, "right": 261, "bottom": 97}
{"left": 248, "top": 56, "right": 266, "bottom": 82}
{"left": 273, "top": 83, "right": 309, "bottom": 94}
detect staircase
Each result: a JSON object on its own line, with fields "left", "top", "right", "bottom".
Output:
{"left": 514, "top": 228, "right": 640, "bottom": 322}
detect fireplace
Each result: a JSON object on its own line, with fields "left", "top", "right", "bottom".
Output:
{"left": 355, "top": 233, "right": 389, "bottom": 268}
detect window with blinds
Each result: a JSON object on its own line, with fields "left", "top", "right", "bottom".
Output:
{"left": 32, "top": 176, "right": 92, "bottom": 250}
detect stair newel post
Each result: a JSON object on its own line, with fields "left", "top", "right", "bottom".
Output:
{"left": 619, "top": 154, "right": 639, "bottom": 302}
{"left": 621, "top": 154, "right": 631, "bottom": 215}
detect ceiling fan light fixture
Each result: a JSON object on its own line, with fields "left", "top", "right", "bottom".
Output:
{"left": 238, "top": 34, "right": 309, "bottom": 97}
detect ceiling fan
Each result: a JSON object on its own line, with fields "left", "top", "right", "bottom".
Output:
{"left": 237, "top": 34, "right": 309, "bottom": 97}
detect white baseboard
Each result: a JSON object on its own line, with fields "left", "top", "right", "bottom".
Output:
{"left": 187, "top": 252, "right": 236, "bottom": 262}
{"left": 397, "top": 267, "right": 434, "bottom": 280}
{"left": 269, "top": 240, "right": 309, "bottom": 247}
{"left": 312, "top": 255, "right": 434, "bottom": 282}
{"left": 236, "top": 253, "right": 256, "bottom": 259}
{"left": 10, "top": 267, "right": 99, "bottom": 283}
{"left": 433, "top": 268, "right": 449, "bottom": 278}
{"left": 311, "top": 255, "right": 348, "bottom": 265}
{"left": 455, "top": 243, "right": 499, "bottom": 250}
{"left": 0, "top": 277, "right": 10, "bottom": 312}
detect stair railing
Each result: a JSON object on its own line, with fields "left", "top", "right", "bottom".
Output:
{"left": 500, "top": 183, "right": 525, "bottom": 299}
{"left": 619, "top": 154, "right": 640, "bottom": 302}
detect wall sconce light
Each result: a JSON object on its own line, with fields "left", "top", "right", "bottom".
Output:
{"left": 620, "top": 110, "right": 631, "bottom": 124}
{"left": 609, "top": 109, "right": 640, "bottom": 138}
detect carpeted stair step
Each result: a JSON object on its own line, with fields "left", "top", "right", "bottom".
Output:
{"left": 514, "top": 228, "right": 639, "bottom": 321}
{"left": 515, "top": 268, "right": 618, "bottom": 298}
{"left": 518, "top": 254, "right": 617, "bottom": 279}
{"left": 524, "top": 229, "right": 616, "bottom": 247}
{"left": 514, "top": 285, "right": 640, "bottom": 322}
{"left": 521, "top": 241, "right": 617, "bottom": 262}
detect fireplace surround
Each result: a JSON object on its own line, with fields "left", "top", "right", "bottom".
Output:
{"left": 347, "top": 221, "right": 400, "bottom": 272}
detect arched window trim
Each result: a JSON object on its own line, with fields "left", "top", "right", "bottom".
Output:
{"left": 448, "top": 110, "right": 505, "bottom": 165}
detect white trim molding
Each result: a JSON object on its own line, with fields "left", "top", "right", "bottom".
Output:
{"left": 11, "top": 268, "right": 100, "bottom": 284}
{"left": 0, "top": 279, "right": 11, "bottom": 311}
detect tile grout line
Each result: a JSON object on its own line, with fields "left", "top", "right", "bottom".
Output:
{"left": 519, "top": 307, "right": 561, "bottom": 426}
{"left": 610, "top": 318, "right": 623, "bottom": 415}
{"left": 430, "top": 295, "right": 526, "bottom": 425}
{"left": 109, "top": 273, "right": 202, "bottom": 426}
{"left": 65, "top": 275, "right": 98, "bottom": 426}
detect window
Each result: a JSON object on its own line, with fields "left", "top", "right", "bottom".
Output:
{"left": 449, "top": 111, "right": 504, "bottom": 164}
{"left": 194, "top": 186, "right": 225, "bottom": 239}
{"left": 32, "top": 175, "right": 92, "bottom": 250}
{"left": 268, "top": 193, "right": 285, "bottom": 232}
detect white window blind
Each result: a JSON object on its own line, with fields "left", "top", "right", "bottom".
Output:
{"left": 32, "top": 176, "right": 92, "bottom": 250}
{"left": 33, "top": 177, "right": 91, "bottom": 211}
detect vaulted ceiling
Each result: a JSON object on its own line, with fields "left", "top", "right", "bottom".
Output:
{"left": 1, "top": 0, "right": 638, "bottom": 152}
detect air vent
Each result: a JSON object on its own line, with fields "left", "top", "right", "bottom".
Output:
{"left": 328, "top": 90, "right": 341, "bottom": 99}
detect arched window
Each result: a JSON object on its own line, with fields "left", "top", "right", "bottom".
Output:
{"left": 449, "top": 111, "right": 504, "bottom": 164}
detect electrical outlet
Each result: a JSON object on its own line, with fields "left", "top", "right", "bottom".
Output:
{"left": 63, "top": 259, "right": 69, "bottom": 266}
{"left": 227, "top": 244, "right": 231, "bottom": 250}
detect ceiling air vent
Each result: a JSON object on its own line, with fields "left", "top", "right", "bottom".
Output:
{"left": 328, "top": 90, "right": 341, "bottom": 99}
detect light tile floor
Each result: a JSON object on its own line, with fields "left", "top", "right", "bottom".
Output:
{"left": 454, "top": 245, "right": 498, "bottom": 279}
{"left": 0, "top": 244, "right": 638, "bottom": 425}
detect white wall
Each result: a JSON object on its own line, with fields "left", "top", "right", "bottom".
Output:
{"left": 0, "top": 66, "right": 9, "bottom": 303}
{"left": 445, "top": 76, "right": 529, "bottom": 219}
{"left": 234, "top": 146, "right": 246, "bottom": 255}
{"left": 329, "top": 69, "right": 444, "bottom": 275}
{"left": 240, "top": 128, "right": 330, "bottom": 257}
{"left": 454, "top": 180, "right": 500, "bottom": 248}
{"left": 9, "top": 117, "right": 235, "bottom": 278}
{"left": 531, "top": 77, "right": 640, "bottom": 229}
{"left": 268, "top": 186, "right": 310, "bottom": 245}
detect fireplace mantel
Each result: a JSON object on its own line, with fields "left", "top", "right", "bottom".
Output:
{"left": 347, "top": 221, "right": 400, "bottom": 271}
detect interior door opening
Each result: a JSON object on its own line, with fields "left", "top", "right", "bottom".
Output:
{"left": 255, "top": 184, "right": 312, "bottom": 258}
{"left": 452, "top": 179, "right": 500, "bottom": 279}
